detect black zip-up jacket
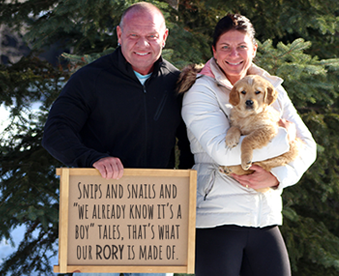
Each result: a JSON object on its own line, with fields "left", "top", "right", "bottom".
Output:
{"left": 42, "top": 47, "right": 193, "bottom": 169}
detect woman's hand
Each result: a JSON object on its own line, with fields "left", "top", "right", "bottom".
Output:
{"left": 278, "top": 119, "right": 296, "bottom": 142}
{"left": 231, "top": 165, "right": 279, "bottom": 190}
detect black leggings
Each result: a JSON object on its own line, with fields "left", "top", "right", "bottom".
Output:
{"left": 195, "top": 225, "right": 291, "bottom": 276}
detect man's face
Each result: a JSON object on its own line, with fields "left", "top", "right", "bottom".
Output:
{"left": 117, "top": 10, "right": 168, "bottom": 75}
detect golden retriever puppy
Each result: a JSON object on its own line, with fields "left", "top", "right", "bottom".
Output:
{"left": 219, "top": 75, "right": 303, "bottom": 192}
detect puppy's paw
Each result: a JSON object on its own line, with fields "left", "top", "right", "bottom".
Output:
{"left": 225, "top": 127, "right": 241, "bottom": 148}
{"left": 241, "top": 161, "right": 252, "bottom": 171}
{"left": 225, "top": 135, "right": 239, "bottom": 148}
{"left": 241, "top": 152, "right": 253, "bottom": 170}
{"left": 219, "top": 166, "right": 232, "bottom": 175}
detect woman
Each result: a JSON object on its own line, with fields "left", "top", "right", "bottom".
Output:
{"left": 180, "top": 14, "right": 316, "bottom": 276}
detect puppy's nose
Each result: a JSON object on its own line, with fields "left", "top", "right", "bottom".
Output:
{"left": 245, "top": 100, "right": 254, "bottom": 106}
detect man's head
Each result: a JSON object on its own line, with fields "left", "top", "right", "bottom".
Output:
{"left": 117, "top": 2, "right": 168, "bottom": 75}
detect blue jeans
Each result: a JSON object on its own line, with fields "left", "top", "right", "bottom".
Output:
{"left": 74, "top": 273, "right": 173, "bottom": 276}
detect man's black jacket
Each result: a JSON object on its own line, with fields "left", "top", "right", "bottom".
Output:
{"left": 42, "top": 47, "right": 193, "bottom": 169}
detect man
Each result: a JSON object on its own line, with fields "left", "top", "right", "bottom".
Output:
{"left": 42, "top": 2, "right": 193, "bottom": 276}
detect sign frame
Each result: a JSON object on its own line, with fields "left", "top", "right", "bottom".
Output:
{"left": 53, "top": 168, "right": 197, "bottom": 274}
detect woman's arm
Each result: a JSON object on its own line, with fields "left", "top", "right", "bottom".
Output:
{"left": 182, "top": 81, "right": 290, "bottom": 166}
{"left": 270, "top": 86, "right": 317, "bottom": 189}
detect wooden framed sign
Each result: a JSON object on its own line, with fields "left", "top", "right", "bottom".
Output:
{"left": 53, "top": 168, "right": 197, "bottom": 274}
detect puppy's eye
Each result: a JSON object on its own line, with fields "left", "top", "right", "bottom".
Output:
{"left": 241, "top": 91, "right": 246, "bottom": 95}
{"left": 255, "top": 91, "right": 261, "bottom": 95}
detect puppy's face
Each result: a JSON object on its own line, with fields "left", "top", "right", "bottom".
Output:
{"left": 229, "top": 75, "right": 278, "bottom": 115}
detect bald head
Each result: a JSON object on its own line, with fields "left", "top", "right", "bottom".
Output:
{"left": 116, "top": 1, "right": 169, "bottom": 75}
{"left": 119, "top": 2, "right": 166, "bottom": 32}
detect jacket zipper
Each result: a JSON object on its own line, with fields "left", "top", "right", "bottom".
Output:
{"left": 143, "top": 84, "right": 148, "bottom": 165}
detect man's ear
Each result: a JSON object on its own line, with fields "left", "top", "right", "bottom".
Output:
{"left": 252, "top": 42, "right": 258, "bottom": 58}
{"left": 162, "top": 28, "right": 169, "bottom": 43}
{"left": 116, "top": 25, "right": 122, "bottom": 45}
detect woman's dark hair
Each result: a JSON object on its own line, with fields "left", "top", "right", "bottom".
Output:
{"left": 212, "top": 14, "right": 256, "bottom": 48}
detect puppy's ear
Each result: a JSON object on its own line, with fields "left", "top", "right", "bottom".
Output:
{"left": 229, "top": 86, "right": 240, "bottom": 106}
{"left": 265, "top": 83, "right": 278, "bottom": 105}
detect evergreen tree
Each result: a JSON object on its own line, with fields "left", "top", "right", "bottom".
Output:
{"left": 0, "top": 0, "right": 339, "bottom": 275}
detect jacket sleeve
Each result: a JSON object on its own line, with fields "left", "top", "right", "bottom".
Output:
{"left": 42, "top": 72, "right": 109, "bottom": 167}
{"left": 270, "top": 85, "right": 317, "bottom": 189}
{"left": 182, "top": 81, "right": 290, "bottom": 166}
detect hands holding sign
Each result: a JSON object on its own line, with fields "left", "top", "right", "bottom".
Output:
{"left": 93, "top": 157, "right": 124, "bottom": 180}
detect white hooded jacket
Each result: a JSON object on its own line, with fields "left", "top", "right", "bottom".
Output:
{"left": 182, "top": 58, "right": 317, "bottom": 228}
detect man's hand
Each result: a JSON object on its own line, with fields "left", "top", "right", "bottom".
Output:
{"left": 93, "top": 157, "right": 124, "bottom": 179}
{"left": 231, "top": 165, "right": 279, "bottom": 190}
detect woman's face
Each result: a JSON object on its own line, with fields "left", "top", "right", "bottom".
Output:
{"left": 212, "top": 30, "right": 257, "bottom": 84}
